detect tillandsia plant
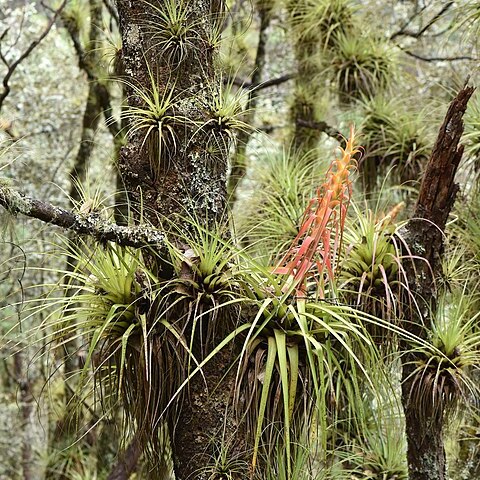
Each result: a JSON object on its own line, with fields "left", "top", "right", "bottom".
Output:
{"left": 326, "top": 33, "right": 396, "bottom": 103}
{"left": 195, "top": 77, "right": 253, "bottom": 155}
{"left": 119, "top": 63, "right": 187, "bottom": 176}
{"left": 14, "top": 237, "right": 193, "bottom": 463}
{"left": 142, "top": 0, "right": 198, "bottom": 66}
{"left": 339, "top": 201, "right": 405, "bottom": 323}
{"left": 233, "top": 128, "right": 388, "bottom": 477}
{"left": 406, "top": 286, "right": 480, "bottom": 429}
{"left": 273, "top": 127, "right": 359, "bottom": 298}
{"left": 358, "top": 95, "right": 432, "bottom": 190}
{"left": 286, "top": 0, "right": 356, "bottom": 153}
{"left": 287, "top": 0, "right": 357, "bottom": 50}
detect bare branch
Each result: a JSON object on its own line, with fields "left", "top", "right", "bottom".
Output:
{"left": 390, "top": 1, "right": 453, "bottom": 40}
{"left": 0, "top": 184, "right": 164, "bottom": 249}
{"left": 400, "top": 48, "right": 478, "bottom": 62}
{"left": 0, "top": 0, "right": 67, "bottom": 111}
{"left": 251, "top": 74, "right": 295, "bottom": 92}
{"left": 227, "top": 73, "right": 295, "bottom": 91}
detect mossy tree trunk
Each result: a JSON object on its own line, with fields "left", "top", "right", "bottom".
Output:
{"left": 61, "top": 0, "right": 104, "bottom": 428}
{"left": 115, "top": 2, "right": 246, "bottom": 478}
{"left": 286, "top": 0, "right": 333, "bottom": 156}
{"left": 228, "top": 0, "right": 273, "bottom": 206}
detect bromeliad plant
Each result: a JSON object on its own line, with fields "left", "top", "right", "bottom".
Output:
{"left": 287, "top": 0, "right": 357, "bottom": 50}
{"left": 119, "top": 64, "right": 187, "bottom": 175}
{"left": 142, "top": 0, "right": 197, "bottom": 66}
{"left": 339, "top": 201, "right": 404, "bottom": 321}
{"left": 273, "top": 128, "right": 359, "bottom": 297}
{"left": 358, "top": 95, "right": 432, "bottom": 190}
{"left": 406, "top": 287, "right": 480, "bottom": 427}
{"left": 326, "top": 33, "right": 396, "bottom": 103}
{"left": 234, "top": 129, "right": 386, "bottom": 477}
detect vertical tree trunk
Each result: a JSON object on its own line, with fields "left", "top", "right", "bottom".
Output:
{"left": 115, "top": 2, "right": 246, "bottom": 477}
{"left": 116, "top": 1, "right": 226, "bottom": 228}
{"left": 14, "top": 350, "right": 35, "bottom": 480}
{"left": 287, "top": 1, "right": 324, "bottom": 155}
{"left": 400, "top": 86, "right": 474, "bottom": 480}
{"left": 56, "top": 0, "right": 104, "bottom": 439}
{"left": 228, "top": 0, "right": 272, "bottom": 206}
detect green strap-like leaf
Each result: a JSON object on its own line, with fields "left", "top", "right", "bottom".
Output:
{"left": 252, "top": 334, "right": 277, "bottom": 474}
{"left": 274, "top": 329, "right": 292, "bottom": 478}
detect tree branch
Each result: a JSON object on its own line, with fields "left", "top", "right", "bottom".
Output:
{"left": 295, "top": 119, "right": 344, "bottom": 143}
{"left": 400, "top": 48, "right": 478, "bottom": 62}
{"left": 0, "top": 0, "right": 67, "bottom": 111}
{"left": 0, "top": 184, "right": 164, "bottom": 249}
{"left": 250, "top": 73, "right": 295, "bottom": 91}
{"left": 390, "top": 2, "right": 453, "bottom": 40}
{"left": 227, "top": 73, "right": 295, "bottom": 91}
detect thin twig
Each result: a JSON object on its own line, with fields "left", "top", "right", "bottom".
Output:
{"left": 401, "top": 48, "right": 478, "bottom": 62}
{"left": 390, "top": 2, "right": 453, "bottom": 40}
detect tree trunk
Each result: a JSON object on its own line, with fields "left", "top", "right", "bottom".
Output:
{"left": 400, "top": 86, "right": 474, "bottom": 480}
{"left": 228, "top": 1, "right": 272, "bottom": 206}
{"left": 115, "top": 2, "right": 245, "bottom": 477}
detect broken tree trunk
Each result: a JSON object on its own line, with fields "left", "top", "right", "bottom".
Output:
{"left": 400, "top": 85, "right": 474, "bottom": 480}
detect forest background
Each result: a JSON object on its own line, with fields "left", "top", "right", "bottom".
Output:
{"left": 1, "top": 1, "right": 480, "bottom": 479}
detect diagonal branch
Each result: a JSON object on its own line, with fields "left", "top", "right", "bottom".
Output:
{"left": 390, "top": 2, "right": 453, "bottom": 40}
{"left": 0, "top": 0, "right": 67, "bottom": 111}
{"left": 0, "top": 184, "right": 164, "bottom": 249}
{"left": 400, "top": 48, "right": 478, "bottom": 62}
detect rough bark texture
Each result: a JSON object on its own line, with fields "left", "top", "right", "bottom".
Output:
{"left": 0, "top": 184, "right": 165, "bottom": 248}
{"left": 115, "top": 2, "right": 245, "bottom": 478}
{"left": 400, "top": 86, "right": 474, "bottom": 480}
{"left": 116, "top": 1, "right": 227, "bottom": 230}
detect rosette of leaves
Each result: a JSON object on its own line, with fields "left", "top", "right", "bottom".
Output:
{"left": 234, "top": 130, "right": 384, "bottom": 477}
{"left": 164, "top": 216, "right": 243, "bottom": 355}
{"left": 408, "top": 288, "right": 480, "bottom": 426}
{"left": 358, "top": 95, "right": 432, "bottom": 190}
{"left": 326, "top": 33, "right": 396, "bottom": 103}
{"left": 119, "top": 65, "right": 188, "bottom": 175}
{"left": 288, "top": 0, "right": 357, "bottom": 50}
{"left": 142, "top": 0, "right": 198, "bottom": 66}
{"left": 340, "top": 202, "right": 403, "bottom": 323}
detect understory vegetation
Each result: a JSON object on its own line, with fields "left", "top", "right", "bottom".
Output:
{"left": 1, "top": 1, "right": 480, "bottom": 479}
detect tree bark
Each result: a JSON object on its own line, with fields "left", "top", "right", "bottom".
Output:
{"left": 400, "top": 85, "right": 474, "bottom": 480}
{"left": 228, "top": 1, "right": 272, "bottom": 206}
{"left": 115, "top": 2, "right": 245, "bottom": 477}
